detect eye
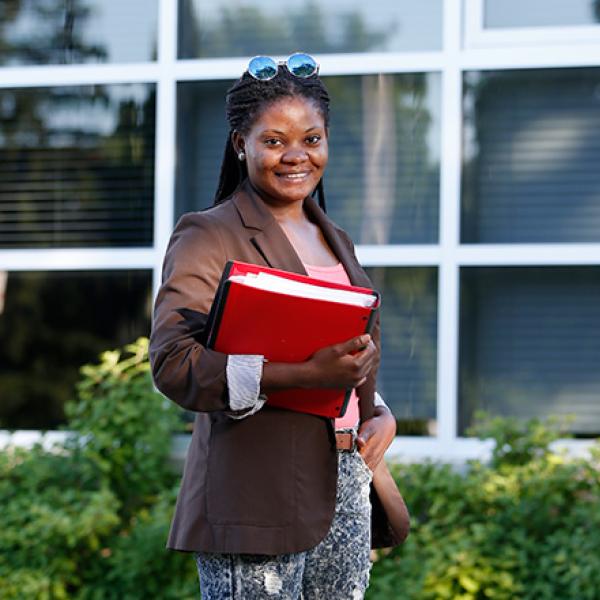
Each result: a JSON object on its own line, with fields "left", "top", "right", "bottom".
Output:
{"left": 306, "top": 134, "right": 321, "bottom": 145}
{"left": 263, "top": 138, "right": 282, "bottom": 147}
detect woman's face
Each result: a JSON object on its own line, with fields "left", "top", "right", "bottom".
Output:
{"left": 234, "top": 96, "right": 328, "bottom": 207}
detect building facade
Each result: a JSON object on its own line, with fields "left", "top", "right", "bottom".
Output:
{"left": 1, "top": 0, "right": 599, "bottom": 459}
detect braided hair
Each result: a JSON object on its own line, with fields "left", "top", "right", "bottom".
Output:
{"left": 214, "top": 66, "right": 330, "bottom": 212}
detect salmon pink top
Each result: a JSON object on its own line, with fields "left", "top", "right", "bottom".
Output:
{"left": 302, "top": 262, "right": 360, "bottom": 429}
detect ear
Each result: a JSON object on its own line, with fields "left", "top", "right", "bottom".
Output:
{"left": 231, "top": 130, "right": 245, "bottom": 155}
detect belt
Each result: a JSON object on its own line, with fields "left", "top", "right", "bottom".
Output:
{"left": 335, "top": 430, "right": 357, "bottom": 452}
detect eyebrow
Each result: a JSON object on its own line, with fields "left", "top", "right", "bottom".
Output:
{"left": 260, "top": 126, "right": 323, "bottom": 135}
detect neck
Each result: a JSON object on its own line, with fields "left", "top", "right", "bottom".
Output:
{"left": 248, "top": 180, "right": 308, "bottom": 224}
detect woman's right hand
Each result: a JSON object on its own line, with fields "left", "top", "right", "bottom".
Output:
{"left": 302, "top": 334, "right": 377, "bottom": 389}
{"left": 261, "top": 334, "right": 377, "bottom": 392}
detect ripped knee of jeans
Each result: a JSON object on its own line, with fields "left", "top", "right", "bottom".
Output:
{"left": 264, "top": 568, "right": 283, "bottom": 595}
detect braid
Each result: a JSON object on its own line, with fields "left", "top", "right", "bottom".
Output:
{"left": 214, "top": 66, "right": 330, "bottom": 211}
{"left": 214, "top": 133, "right": 246, "bottom": 204}
{"left": 312, "top": 178, "right": 326, "bottom": 212}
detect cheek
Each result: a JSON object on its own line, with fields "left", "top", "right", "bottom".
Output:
{"left": 315, "top": 144, "right": 328, "bottom": 168}
{"left": 249, "top": 150, "right": 277, "bottom": 175}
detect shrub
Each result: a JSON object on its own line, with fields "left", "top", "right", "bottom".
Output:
{"left": 0, "top": 338, "right": 191, "bottom": 598}
{"left": 0, "top": 446, "right": 121, "bottom": 599}
{"left": 64, "top": 337, "right": 182, "bottom": 515}
{"left": 367, "top": 417, "right": 600, "bottom": 600}
{"left": 2, "top": 339, "right": 599, "bottom": 599}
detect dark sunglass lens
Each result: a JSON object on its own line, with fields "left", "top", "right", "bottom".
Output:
{"left": 248, "top": 56, "right": 278, "bottom": 80}
{"left": 287, "top": 53, "right": 318, "bottom": 78}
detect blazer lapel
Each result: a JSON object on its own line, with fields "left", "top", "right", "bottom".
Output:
{"left": 232, "top": 179, "right": 371, "bottom": 290}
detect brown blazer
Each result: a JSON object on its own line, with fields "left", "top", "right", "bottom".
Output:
{"left": 150, "top": 179, "right": 409, "bottom": 555}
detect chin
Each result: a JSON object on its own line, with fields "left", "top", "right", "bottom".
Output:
{"left": 276, "top": 188, "right": 312, "bottom": 203}
{"left": 274, "top": 178, "right": 321, "bottom": 200}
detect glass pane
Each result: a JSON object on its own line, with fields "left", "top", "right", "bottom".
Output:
{"left": 484, "top": 0, "right": 600, "bottom": 28}
{"left": 459, "top": 267, "right": 600, "bottom": 437}
{"left": 462, "top": 68, "right": 600, "bottom": 243}
{"left": 366, "top": 267, "right": 438, "bottom": 436}
{"left": 176, "top": 73, "right": 441, "bottom": 244}
{"left": 0, "top": 0, "right": 158, "bottom": 65}
{"left": 0, "top": 84, "right": 156, "bottom": 248}
{"left": 178, "top": 0, "right": 442, "bottom": 58}
{"left": 0, "top": 270, "right": 152, "bottom": 430}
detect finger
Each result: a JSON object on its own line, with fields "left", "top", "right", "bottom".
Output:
{"left": 355, "top": 359, "right": 374, "bottom": 380}
{"left": 353, "top": 340, "right": 377, "bottom": 365}
{"left": 337, "top": 334, "right": 371, "bottom": 356}
{"left": 356, "top": 428, "right": 373, "bottom": 448}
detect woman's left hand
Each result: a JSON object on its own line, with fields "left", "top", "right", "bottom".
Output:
{"left": 356, "top": 405, "right": 397, "bottom": 472}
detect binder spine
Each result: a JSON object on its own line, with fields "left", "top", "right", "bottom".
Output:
{"left": 338, "top": 388, "right": 352, "bottom": 418}
{"left": 206, "top": 261, "right": 235, "bottom": 349}
{"left": 364, "top": 291, "right": 381, "bottom": 335}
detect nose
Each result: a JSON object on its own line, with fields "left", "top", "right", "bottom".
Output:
{"left": 281, "top": 147, "right": 308, "bottom": 164}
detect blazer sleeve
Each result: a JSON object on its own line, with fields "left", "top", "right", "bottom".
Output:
{"left": 149, "top": 212, "right": 231, "bottom": 412}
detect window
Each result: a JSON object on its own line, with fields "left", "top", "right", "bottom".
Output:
{"left": 367, "top": 267, "right": 438, "bottom": 436}
{"left": 178, "top": 0, "right": 443, "bottom": 58}
{"left": 462, "top": 68, "right": 600, "bottom": 243}
{"left": 0, "top": 0, "right": 158, "bottom": 65}
{"left": 176, "top": 73, "right": 441, "bottom": 244}
{"left": 459, "top": 267, "right": 600, "bottom": 437}
{"left": 484, "top": 0, "right": 600, "bottom": 29}
{"left": 0, "top": 270, "right": 152, "bottom": 430}
{"left": 0, "top": 84, "right": 156, "bottom": 248}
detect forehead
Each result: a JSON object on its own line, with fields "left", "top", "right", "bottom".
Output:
{"left": 249, "top": 96, "right": 325, "bottom": 132}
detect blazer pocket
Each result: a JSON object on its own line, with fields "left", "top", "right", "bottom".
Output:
{"left": 206, "top": 409, "right": 296, "bottom": 527}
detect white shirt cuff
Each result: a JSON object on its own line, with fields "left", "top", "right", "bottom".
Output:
{"left": 374, "top": 391, "right": 387, "bottom": 408}
{"left": 226, "top": 354, "right": 266, "bottom": 419}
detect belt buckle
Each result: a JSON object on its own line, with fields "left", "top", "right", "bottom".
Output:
{"left": 335, "top": 429, "right": 357, "bottom": 452}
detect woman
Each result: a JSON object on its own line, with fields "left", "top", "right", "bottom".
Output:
{"left": 150, "top": 53, "right": 409, "bottom": 599}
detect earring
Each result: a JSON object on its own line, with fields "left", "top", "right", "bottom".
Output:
{"left": 238, "top": 151, "right": 246, "bottom": 161}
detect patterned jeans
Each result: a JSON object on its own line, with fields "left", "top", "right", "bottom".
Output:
{"left": 195, "top": 449, "right": 373, "bottom": 599}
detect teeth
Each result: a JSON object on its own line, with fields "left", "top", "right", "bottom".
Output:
{"left": 282, "top": 173, "right": 308, "bottom": 179}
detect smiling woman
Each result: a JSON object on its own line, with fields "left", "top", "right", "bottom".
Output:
{"left": 231, "top": 97, "right": 338, "bottom": 268}
{"left": 232, "top": 97, "right": 328, "bottom": 207}
{"left": 150, "top": 55, "right": 409, "bottom": 599}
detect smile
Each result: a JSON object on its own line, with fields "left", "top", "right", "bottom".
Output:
{"left": 277, "top": 172, "right": 311, "bottom": 181}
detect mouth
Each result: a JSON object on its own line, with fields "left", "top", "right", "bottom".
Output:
{"left": 276, "top": 171, "right": 311, "bottom": 182}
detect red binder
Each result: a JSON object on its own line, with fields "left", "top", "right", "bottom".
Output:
{"left": 205, "top": 260, "right": 380, "bottom": 418}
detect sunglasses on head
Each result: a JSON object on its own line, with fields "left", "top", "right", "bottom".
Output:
{"left": 247, "top": 53, "right": 319, "bottom": 81}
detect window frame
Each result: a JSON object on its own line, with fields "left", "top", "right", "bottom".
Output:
{"left": 464, "top": 0, "right": 600, "bottom": 49}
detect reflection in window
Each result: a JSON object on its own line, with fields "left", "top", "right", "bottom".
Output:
{"left": 459, "top": 267, "right": 600, "bottom": 437}
{"left": 0, "top": 270, "right": 152, "bottom": 430}
{"left": 176, "top": 74, "right": 440, "bottom": 244}
{"left": 462, "top": 68, "right": 600, "bottom": 243}
{"left": 366, "top": 267, "right": 438, "bottom": 436}
{"left": 484, "top": 0, "right": 600, "bottom": 29}
{"left": 0, "top": 0, "right": 158, "bottom": 65}
{"left": 178, "top": 0, "right": 442, "bottom": 58}
{"left": 0, "top": 84, "right": 156, "bottom": 248}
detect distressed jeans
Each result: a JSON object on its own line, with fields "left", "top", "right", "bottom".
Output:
{"left": 195, "top": 449, "right": 373, "bottom": 599}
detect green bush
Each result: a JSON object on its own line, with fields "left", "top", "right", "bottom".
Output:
{"left": 0, "top": 446, "right": 121, "bottom": 599}
{"left": 0, "top": 338, "right": 196, "bottom": 599}
{"left": 1, "top": 340, "right": 599, "bottom": 599}
{"left": 64, "top": 338, "right": 181, "bottom": 516}
{"left": 367, "top": 416, "right": 600, "bottom": 600}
